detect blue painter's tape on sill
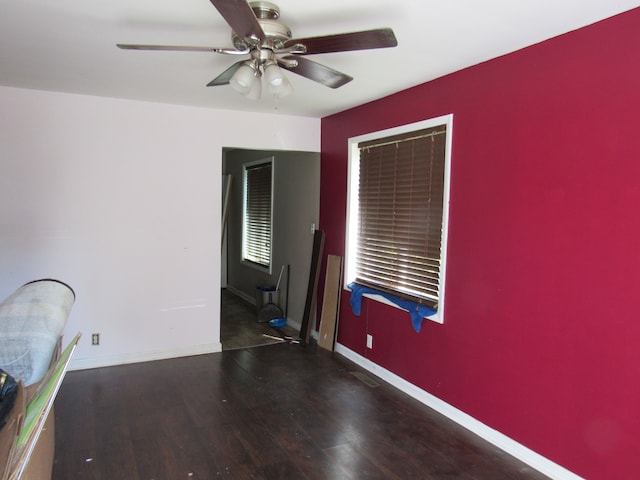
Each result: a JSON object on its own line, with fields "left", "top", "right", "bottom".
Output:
{"left": 347, "top": 283, "right": 437, "bottom": 333}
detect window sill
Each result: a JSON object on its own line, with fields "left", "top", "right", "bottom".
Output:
{"left": 361, "top": 292, "right": 443, "bottom": 324}
{"left": 346, "top": 283, "right": 443, "bottom": 332}
{"left": 241, "top": 259, "right": 271, "bottom": 274}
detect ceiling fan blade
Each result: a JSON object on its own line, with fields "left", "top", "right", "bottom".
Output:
{"left": 209, "top": 0, "right": 266, "bottom": 44}
{"left": 117, "top": 44, "right": 247, "bottom": 54}
{"left": 207, "top": 61, "right": 244, "bottom": 86}
{"left": 284, "top": 28, "right": 397, "bottom": 55}
{"left": 278, "top": 56, "right": 352, "bottom": 89}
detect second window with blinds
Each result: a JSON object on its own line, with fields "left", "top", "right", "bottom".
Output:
{"left": 345, "top": 114, "right": 453, "bottom": 323}
{"left": 242, "top": 157, "right": 273, "bottom": 272}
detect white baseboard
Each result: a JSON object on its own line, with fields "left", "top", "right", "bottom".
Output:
{"left": 288, "top": 318, "right": 302, "bottom": 332}
{"left": 334, "top": 343, "right": 583, "bottom": 480}
{"left": 226, "top": 285, "right": 255, "bottom": 305}
{"left": 69, "top": 342, "right": 223, "bottom": 371}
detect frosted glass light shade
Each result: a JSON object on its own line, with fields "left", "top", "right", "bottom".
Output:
{"left": 263, "top": 62, "right": 293, "bottom": 98}
{"left": 229, "top": 64, "right": 257, "bottom": 95}
{"left": 244, "top": 75, "right": 262, "bottom": 100}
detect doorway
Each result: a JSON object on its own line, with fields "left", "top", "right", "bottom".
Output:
{"left": 220, "top": 147, "right": 320, "bottom": 350}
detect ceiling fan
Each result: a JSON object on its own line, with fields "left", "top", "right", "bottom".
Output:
{"left": 117, "top": 0, "right": 397, "bottom": 99}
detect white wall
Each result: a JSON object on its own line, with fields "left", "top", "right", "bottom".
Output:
{"left": 0, "top": 86, "right": 320, "bottom": 369}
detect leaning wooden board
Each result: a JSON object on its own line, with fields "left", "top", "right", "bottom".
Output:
{"left": 299, "top": 230, "right": 325, "bottom": 344}
{"left": 318, "top": 255, "right": 343, "bottom": 351}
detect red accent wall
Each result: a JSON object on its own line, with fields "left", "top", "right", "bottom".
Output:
{"left": 320, "top": 9, "right": 640, "bottom": 480}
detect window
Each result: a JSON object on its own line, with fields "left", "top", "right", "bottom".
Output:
{"left": 242, "top": 158, "right": 273, "bottom": 271}
{"left": 345, "top": 115, "right": 453, "bottom": 323}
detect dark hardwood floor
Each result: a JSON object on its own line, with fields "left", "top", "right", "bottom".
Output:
{"left": 221, "top": 288, "right": 299, "bottom": 350}
{"left": 52, "top": 343, "right": 550, "bottom": 479}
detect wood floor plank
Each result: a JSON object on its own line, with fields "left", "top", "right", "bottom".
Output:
{"left": 221, "top": 288, "right": 299, "bottom": 351}
{"left": 53, "top": 343, "right": 550, "bottom": 480}
{"left": 324, "top": 443, "right": 398, "bottom": 480}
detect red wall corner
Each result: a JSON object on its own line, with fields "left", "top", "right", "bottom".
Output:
{"left": 320, "top": 8, "right": 640, "bottom": 479}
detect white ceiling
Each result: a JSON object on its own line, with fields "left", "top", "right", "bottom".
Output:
{"left": 1, "top": 0, "right": 638, "bottom": 118}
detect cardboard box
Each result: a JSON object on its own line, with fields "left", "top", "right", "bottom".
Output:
{"left": 0, "top": 334, "right": 79, "bottom": 480}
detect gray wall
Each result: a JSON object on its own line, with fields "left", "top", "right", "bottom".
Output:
{"left": 223, "top": 148, "right": 320, "bottom": 327}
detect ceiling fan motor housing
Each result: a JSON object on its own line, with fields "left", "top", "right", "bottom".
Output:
{"left": 251, "top": 1, "right": 280, "bottom": 19}
{"left": 231, "top": 2, "right": 292, "bottom": 50}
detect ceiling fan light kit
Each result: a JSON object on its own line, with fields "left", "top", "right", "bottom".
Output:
{"left": 117, "top": 0, "right": 398, "bottom": 101}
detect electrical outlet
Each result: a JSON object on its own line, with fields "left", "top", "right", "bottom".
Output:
{"left": 91, "top": 333, "right": 100, "bottom": 346}
{"left": 366, "top": 334, "right": 373, "bottom": 349}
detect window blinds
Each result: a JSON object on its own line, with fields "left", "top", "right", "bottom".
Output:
{"left": 356, "top": 125, "right": 446, "bottom": 307}
{"left": 243, "top": 161, "right": 272, "bottom": 268}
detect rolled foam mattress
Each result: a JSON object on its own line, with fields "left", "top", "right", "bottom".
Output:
{"left": 0, "top": 279, "right": 75, "bottom": 386}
